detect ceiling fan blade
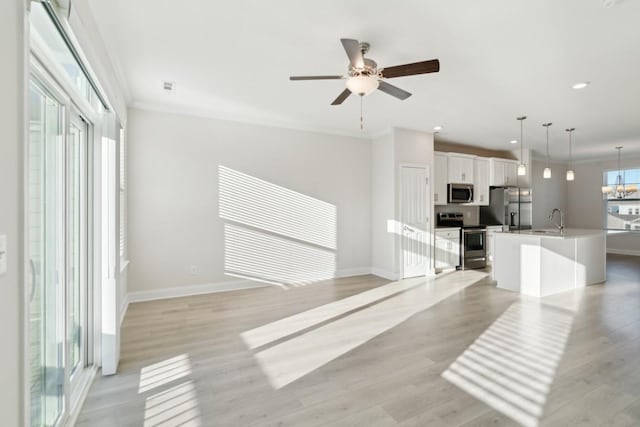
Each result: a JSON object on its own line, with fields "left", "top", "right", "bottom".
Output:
{"left": 290, "top": 75, "right": 343, "bottom": 80}
{"left": 381, "top": 59, "right": 440, "bottom": 78}
{"left": 378, "top": 81, "right": 412, "bottom": 100}
{"left": 331, "top": 88, "right": 351, "bottom": 105}
{"left": 340, "top": 38, "right": 364, "bottom": 69}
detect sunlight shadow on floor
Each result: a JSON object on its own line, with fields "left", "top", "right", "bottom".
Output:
{"left": 249, "top": 270, "right": 488, "bottom": 389}
{"left": 442, "top": 292, "right": 584, "bottom": 427}
{"left": 138, "top": 354, "right": 202, "bottom": 426}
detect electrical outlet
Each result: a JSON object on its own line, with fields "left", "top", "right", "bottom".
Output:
{"left": 0, "top": 234, "right": 7, "bottom": 275}
{"left": 189, "top": 265, "right": 197, "bottom": 276}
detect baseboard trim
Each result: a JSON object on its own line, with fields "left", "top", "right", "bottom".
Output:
{"left": 334, "top": 267, "right": 372, "bottom": 278}
{"left": 607, "top": 248, "right": 640, "bottom": 256}
{"left": 371, "top": 267, "right": 398, "bottom": 281}
{"left": 127, "top": 279, "right": 272, "bottom": 303}
{"left": 125, "top": 269, "right": 386, "bottom": 304}
{"left": 119, "top": 293, "right": 129, "bottom": 327}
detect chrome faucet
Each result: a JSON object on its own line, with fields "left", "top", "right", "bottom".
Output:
{"left": 549, "top": 208, "right": 564, "bottom": 232}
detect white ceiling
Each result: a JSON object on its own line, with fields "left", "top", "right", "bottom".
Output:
{"left": 87, "top": 0, "right": 640, "bottom": 160}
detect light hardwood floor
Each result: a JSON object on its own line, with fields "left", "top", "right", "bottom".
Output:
{"left": 77, "top": 254, "right": 640, "bottom": 426}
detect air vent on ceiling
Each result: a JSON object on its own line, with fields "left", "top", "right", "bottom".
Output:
{"left": 603, "top": 0, "right": 624, "bottom": 7}
{"left": 162, "top": 81, "right": 176, "bottom": 93}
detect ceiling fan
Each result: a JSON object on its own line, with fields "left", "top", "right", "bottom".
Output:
{"left": 290, "top": 38, "right": 440, "bottom": 106}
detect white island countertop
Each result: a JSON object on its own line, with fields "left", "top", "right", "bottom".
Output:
{"left": 496, "top": 228, "right": 606, "bottom": 239}
{"left": 493, "top": 228, "right": 606, "bottom": 297}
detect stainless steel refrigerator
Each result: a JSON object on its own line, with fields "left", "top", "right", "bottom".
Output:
{"left": 480, "top": 187, "right": 532, "bottom": 230}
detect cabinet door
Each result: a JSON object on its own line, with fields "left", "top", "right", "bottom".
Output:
{"left": 485, "top": 226, "right": 503, "bottom": 264}
{"left": 435, "top": 237, "right": 448, "bottom": 269}
{"left": 460, "top": 157, "right": 474, "bottom": 184}
{"left": 490, "top": 159, "right": 505, "bottom": 186}
{"left": 434, "top": 153, "right": 448, "bottom": 205}
{"left": 447, "top": 238, "right": 460, "bottom": 268}
{"left": 504, "top": 161, "right": 517, "bottom": 186}
{"left": 447, "top": 155, "right": 461, "bottom": 183}
{"left": 448, "top": 155, "right": 474, "bottom": 184}
{"left": 474, "top": 158, "right": 489, "bottom": 205}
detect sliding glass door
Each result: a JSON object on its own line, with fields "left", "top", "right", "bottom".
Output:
{"left": 28, "top": 76, "right": 92, "bottom": 427}
{"left": 29, "top": 77, "right": 66, "bottom": 427}
{"left": 68, "top": 114, "right": 88, "bottom": 380}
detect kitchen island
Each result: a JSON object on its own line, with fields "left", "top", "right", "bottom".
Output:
{"left": 493, "top": 229, "right": 606, "bottom": 297}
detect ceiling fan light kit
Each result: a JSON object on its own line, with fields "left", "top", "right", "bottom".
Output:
{"left": 289, "top": 38, "right": 440, "bottom": 128}
{"left": 345, "top": 75, "right": 379, "bottom": 96}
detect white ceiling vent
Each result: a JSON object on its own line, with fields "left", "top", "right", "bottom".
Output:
{"left": 162, "top": 81, "right": 176, "bottom": 93}
{"left": 603, "top": 0, "right": 625, "bottom": 8}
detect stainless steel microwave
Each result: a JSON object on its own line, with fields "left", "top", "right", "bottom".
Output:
{"left": 448, "top": 183, "right": 474, "bottom": 203}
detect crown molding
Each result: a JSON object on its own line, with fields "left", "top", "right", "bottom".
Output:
{"left": 129, "top": 101, "right": 375, "bottom": 141}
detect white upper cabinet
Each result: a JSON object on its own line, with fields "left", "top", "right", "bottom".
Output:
{"left": 473, "top": 157, "right": 489, "bottom": 205}
{"left": 490, "top": 158, "right": 505, "bottom": 186}
{"left": 434, "top": 152, "right": 448, "bottom": 205}
{"left": 489, "top": 158, "right": 519, "bottom": 187}
{"left": 504, "top": 160, "right": 518, "bottom": 186}
{"left": 447, "top": 154, "right": 474, "bottom": 184}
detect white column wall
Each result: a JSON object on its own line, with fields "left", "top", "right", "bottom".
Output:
{"left": 0, "top": 0, "right": 25, "bottom": 424}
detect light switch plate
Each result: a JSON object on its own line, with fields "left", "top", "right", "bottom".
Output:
{"left": 0, "top": 234, "right": 7, "bottom": 275}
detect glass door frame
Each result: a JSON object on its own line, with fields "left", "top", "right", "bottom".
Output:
{"left": 28, "top": 53, "right": 98, "bottom": 427}
{"left": 67, "top": 108, "right": 92, "bottom": 394}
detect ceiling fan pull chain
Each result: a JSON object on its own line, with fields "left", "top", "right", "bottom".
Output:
{"left": 360, "top": 96, "right": 364, "bottom": 130}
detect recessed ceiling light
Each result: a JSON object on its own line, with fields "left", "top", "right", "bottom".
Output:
{"left": 433, "top": 125, "right": 443, "bottom": 132}
{"left": 572, "top": 81, "right": 590, "bottom": 90}
{"left": 510, "top": 139, "right": 518, "bottom": 144}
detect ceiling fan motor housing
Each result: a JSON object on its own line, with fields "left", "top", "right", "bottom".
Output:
{"left": 350, "top": 58, "right": 379, "bottom": 77}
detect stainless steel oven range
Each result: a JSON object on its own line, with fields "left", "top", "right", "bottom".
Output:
{"left": 436, "top": 212, "right": 487, "bottom": 270}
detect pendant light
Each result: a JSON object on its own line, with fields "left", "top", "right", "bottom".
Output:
{"left": 542, "top": 123, "right": 552, "bottom": 179}
{"left": 601, "top": 146, "right": 638, "bottom": 198}
{"left": 566, "top": 128, "right": 575, "bottom": 181}
{"left": 517, "top": 116, "right": 527, "bottom": 176}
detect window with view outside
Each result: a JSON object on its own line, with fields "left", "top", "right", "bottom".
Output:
{"left": 604, "top": 168, "right": 640, "bottom": 231}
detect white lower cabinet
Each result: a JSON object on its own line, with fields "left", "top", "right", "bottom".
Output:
{"left": 435, "top": 228, "right": 460, "bottom": 270}
{"left": 485, "top": 225, "right": 504, "bottom": 265}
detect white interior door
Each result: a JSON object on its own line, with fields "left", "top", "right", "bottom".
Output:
{"left": 401, "top": 166, "right": 430, "bottom": 278}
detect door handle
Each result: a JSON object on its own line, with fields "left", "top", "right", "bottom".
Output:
{"left": 29, "top": 259, "right": 36, "bottom": 303}
{"left": 403, "top": 225, "right": 415, "bottom": 233}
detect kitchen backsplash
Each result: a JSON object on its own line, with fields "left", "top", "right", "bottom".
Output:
{"left": 435, "top": 205, "right": 480, "bottom": 225}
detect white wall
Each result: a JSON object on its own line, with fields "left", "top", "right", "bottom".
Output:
{"left": 127, "top": 108, "right": 372, "bottom": 294}
{"left": 369, "top": 128, "right": 435, "bottom": 279}
{"left": 531, "top": 158, "right": 568, "bottom": 229}
{"left": 0, "top": 0, "right": 24, "bottom": 424}
{"left": 370, "top": 132, "right": 395, "bottom": 279}
{"left": 568, "top": 157, "right": 640, "bottom": 255}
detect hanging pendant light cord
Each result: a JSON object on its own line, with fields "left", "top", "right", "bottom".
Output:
{"left": 566, "top": 128, "right": 575, "bottom": 171}
{"left": 546, "top": 124, "right": 550, "bottom": 166}
{"left": 569, "top": 131, "right": 572, "bottom": 167}
{"left": 520, "top": 120, "right": 524, "bottom": 163}
{"left": 616, "top": 146, "right": 624, "bottom": 191}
